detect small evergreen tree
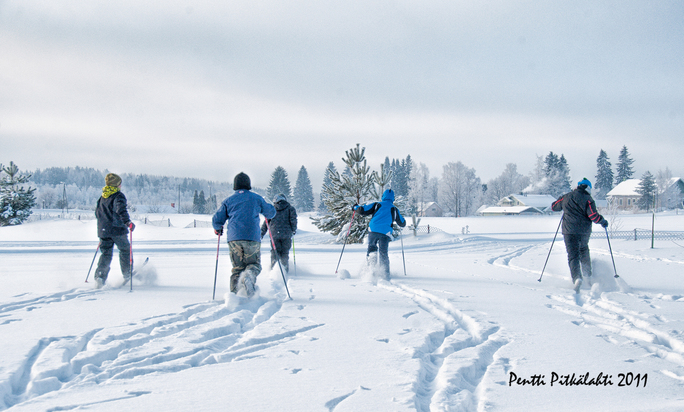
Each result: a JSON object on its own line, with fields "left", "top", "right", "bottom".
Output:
{"left": 318, "top": 161, "right": 337, "bottom": 213}
{"left": 293, "top": 166, "right": 315, "bottom": 212}
{"left": 312, "top": 144, "right": 377, "bottom": 243}
{"left": 635, "top": 171, "right": 657, "bottom": 210}
{"left": 594, "top": 149, "right": 614, "bottom": 200}
{"left": 0, "top": 162, "right": 37, "bottom": 226}
{"left": 266, "top": 166, "right": 292, "bottom": 202}
{"left": 542, "top": 152, "right": 572, "bottom": 197}
{"left": 205, "top": 194, "right": 217, "bottom": 214}
{"left": 615, "top": 145, "right": 635, "bottom": 185}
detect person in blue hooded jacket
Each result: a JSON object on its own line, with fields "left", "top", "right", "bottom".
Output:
{"left": 353, "top": 189, "right": 406, "bottom": 279}
{"left": 212, "top": 172, "right": 276, "bottom": 297}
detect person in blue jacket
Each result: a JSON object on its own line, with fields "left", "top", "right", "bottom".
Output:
{"left": 353, "top": 189, "right": 406, "bottom": 279}
{"left": 212, "top": 172, "right": 276, "bottom": 297}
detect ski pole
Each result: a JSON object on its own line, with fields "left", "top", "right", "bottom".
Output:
{"left": 265, "top": 219, "right": 292, "bottom": 299}
{"left": 335, "top": 210, "right": 356, "bottom": 274}
{"left": 129, "top": 225, "right": 134, "bottom": 292}
{"left": 213, "top": 233, "right": 221, "bottom": 300}
{"left": 292, "top": 237, "right": 297, "bottom": 277}
{"left": 400, "top": 229, "right": 406, "bottom": 276}
{"left": 605, "top": 226, "right": 620, "bottom": 278}
{"left": 85, "top": 242, "right": 100, "bottom": 283}
{"left": 538, "top": 214, "right": 563, "bottom": 282}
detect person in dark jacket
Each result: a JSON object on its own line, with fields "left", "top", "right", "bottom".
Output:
{"left": 212, "top": 172, "right": 276, "bottom": 297}
{"left": 551, "top": 178, "right": 608, "bottom": 293}
{"left": 353, "top": 189, "right": 406, "bottom": 279}
{"left": 94, "top": 173, "right": 135, "bottom": 288}
{"left": 260, "top": 194, "right": 298, "bottom": 272}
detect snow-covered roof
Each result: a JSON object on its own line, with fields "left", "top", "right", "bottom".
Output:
{"left": 479, "top": 206, "right": 544, "bottom": 215}
{"left": 500, "top": 194, "right": 556, "bottom": 209}
{"left": 514, "top": 194, "right": 556, "bottom": 208}
{"left": 607, "top": 179, "right": 640, "bottom": 196}
{"left": 607, "top": 178, "right": 683, "bottom": 197}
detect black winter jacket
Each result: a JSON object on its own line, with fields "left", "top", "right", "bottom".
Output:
{"left": 551, "top": 187, "right": 605, "bottom": 235}
{"left": 96, "top": 191, "right": 132, "bottom": 238}
{"left": 261, "top": 199, "right": 297, "bottom": 240}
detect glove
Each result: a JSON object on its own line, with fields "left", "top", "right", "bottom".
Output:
{"left": 128, "top": 222, "right": 135, "bottom": 232}
{"left": 352, "top": 204, "right": 358, "bottom": 211}
{"left": 214, "top": 227, "right": 223, "bottom": 236}
{"left": 600, "top": 219, "right": 609, "bottom": 228}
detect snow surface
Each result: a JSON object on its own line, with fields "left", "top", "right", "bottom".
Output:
{"left": 1, "top": 212, "right": 684, "bottom": 411}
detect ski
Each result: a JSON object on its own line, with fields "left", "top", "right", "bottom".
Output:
{"left": 121, "top": 257, "right": 149, "bottom": 288}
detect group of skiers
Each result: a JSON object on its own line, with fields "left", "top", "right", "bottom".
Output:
{"left": 94, "top": 171, "right": 607, "bottom": 296}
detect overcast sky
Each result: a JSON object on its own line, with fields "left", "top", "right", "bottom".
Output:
{"left": 1, "top": 1, "right": 682, "bottom": 189}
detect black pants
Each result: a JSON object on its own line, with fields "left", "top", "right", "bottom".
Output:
{"left": 270, "top": 238, "right": 292, "bottom": 271}
{"left": 96, "top": 234, "right": 131, "bottom": 282}
{"left": 367, "top": 232, "right": 391, "bottom": 277}
{"left": 563, "top": 233, "right": 592, "bottom": 282}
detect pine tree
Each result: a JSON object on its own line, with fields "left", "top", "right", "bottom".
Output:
{"left": 293, "top": 166, "right": 315, "bottom": 212}
{"left": 198, "top": 190, "right": 207, "bottom": 214}
{"left": 635, "top": 171, "right": 657, "bottom": 210}
{"left": 266, "top": 166, "right": 292, "bottom": 202}
{"left": 318, "top": 161, "right": 337, "bottom": 213}
{"left": 615, "top": 145, "right": 635, "bottom": 185}
{"left": 542, "top": 152, "right": 572, "bottom": 197}
{"left": 312, "top": 144, "right": 377, "bottom": 243}
{"left": 0, "top": 162, "right": 37, "bottom": 226}
{"left": 192, "top": 190, "right": 200, "bottom": 213}
{"left": 594, "top": 149, "right": 613, "bottom": 200}
{"left": 206, "top": 194, "right": 217, "bottom": 214}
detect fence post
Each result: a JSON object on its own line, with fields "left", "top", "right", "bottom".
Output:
{"left": 634, "top": 228, "right": 637, "bottom": 241}
{"left": 168, "top": 218, "right": 171, "bottom": 227}
{"left": 428, "top": 225, "right": 430, "bottom": 234}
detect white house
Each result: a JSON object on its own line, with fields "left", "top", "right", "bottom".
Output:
{"left": 606, "top": 179, "right": 641, "bottom": 210}
{"left": 479, "top": 194, "right": 556, "bottom": 216}
{"left": 607, "top": 177, "right": 684, "bottom": 210}
{"left": 416, "top": 202, "right": 443, "bottom": 217}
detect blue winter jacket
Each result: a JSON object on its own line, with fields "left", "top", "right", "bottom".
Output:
{"left": 355, "top": 189, "right": 406, "bottom": 237}
{"left": 212, "top": 190, "right": 276, "bottom": 242}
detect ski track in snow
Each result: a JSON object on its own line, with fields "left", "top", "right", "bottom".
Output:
{"left": 378, "top": 280, "right": 508, "bottom": 412}
{"left": 0, "top": 289, "right": 102, "bottom": 316}
{"left": 0, "top": 291, "right": 323, "bottom": 410}
{"left": 546, "top": 292, "right": 684, "bottom": 379}
{"left": 490, "top": 242, "right": 684, "bottom": 382}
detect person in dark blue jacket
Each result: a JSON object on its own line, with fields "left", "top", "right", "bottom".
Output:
{"left": 353, "top": 189, "right": 406, "bottom": 279}
{"left": 212, "top": 172, "right": 276, "bottom": 297}
{"left": 551, "top": 178, "right": 608, "bottom": 293}
{"left": 260, "top": 194, "right": 298, "bottom": 272}
{"left": 94, "top": 173, "right": 135, "bottom": 288}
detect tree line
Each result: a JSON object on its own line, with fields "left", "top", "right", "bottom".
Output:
{"left": 1, "top": 144, "right": 678, "bottom": 227}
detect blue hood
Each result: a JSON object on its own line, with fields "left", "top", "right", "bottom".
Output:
{"left": 382, "top": 189, "right": 395, "bottom": 202}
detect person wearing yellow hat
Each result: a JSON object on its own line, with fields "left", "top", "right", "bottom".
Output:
{"left": 94, "top": 173, "right": 135, "bottom": 288}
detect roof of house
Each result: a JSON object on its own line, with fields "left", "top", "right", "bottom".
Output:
{"left": 479, "top": 206, "right": 544, "bottom": 215}
{"left": 503, "top": 194, "right": 557, "bottom": 209}
{"left": 606, "top": 179, "right": 641, "bottom": 196}
{"left": 607, "top": 177, "right": 683, "bottom": 197}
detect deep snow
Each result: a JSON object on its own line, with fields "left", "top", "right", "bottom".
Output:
{"left": 1, "top": 211, "right": 684, "bottom": 411}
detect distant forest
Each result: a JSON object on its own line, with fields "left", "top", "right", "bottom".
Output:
{"left": 29, "top": 166, "right": 260, "bottom": 214}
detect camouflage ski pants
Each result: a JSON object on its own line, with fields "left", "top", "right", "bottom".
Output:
{"left": 228, "top": 240, "right": 262, "bottom": 292}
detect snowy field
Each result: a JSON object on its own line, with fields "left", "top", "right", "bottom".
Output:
{"left": 1, "top": 211, "right": 684, "bottom": 411}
